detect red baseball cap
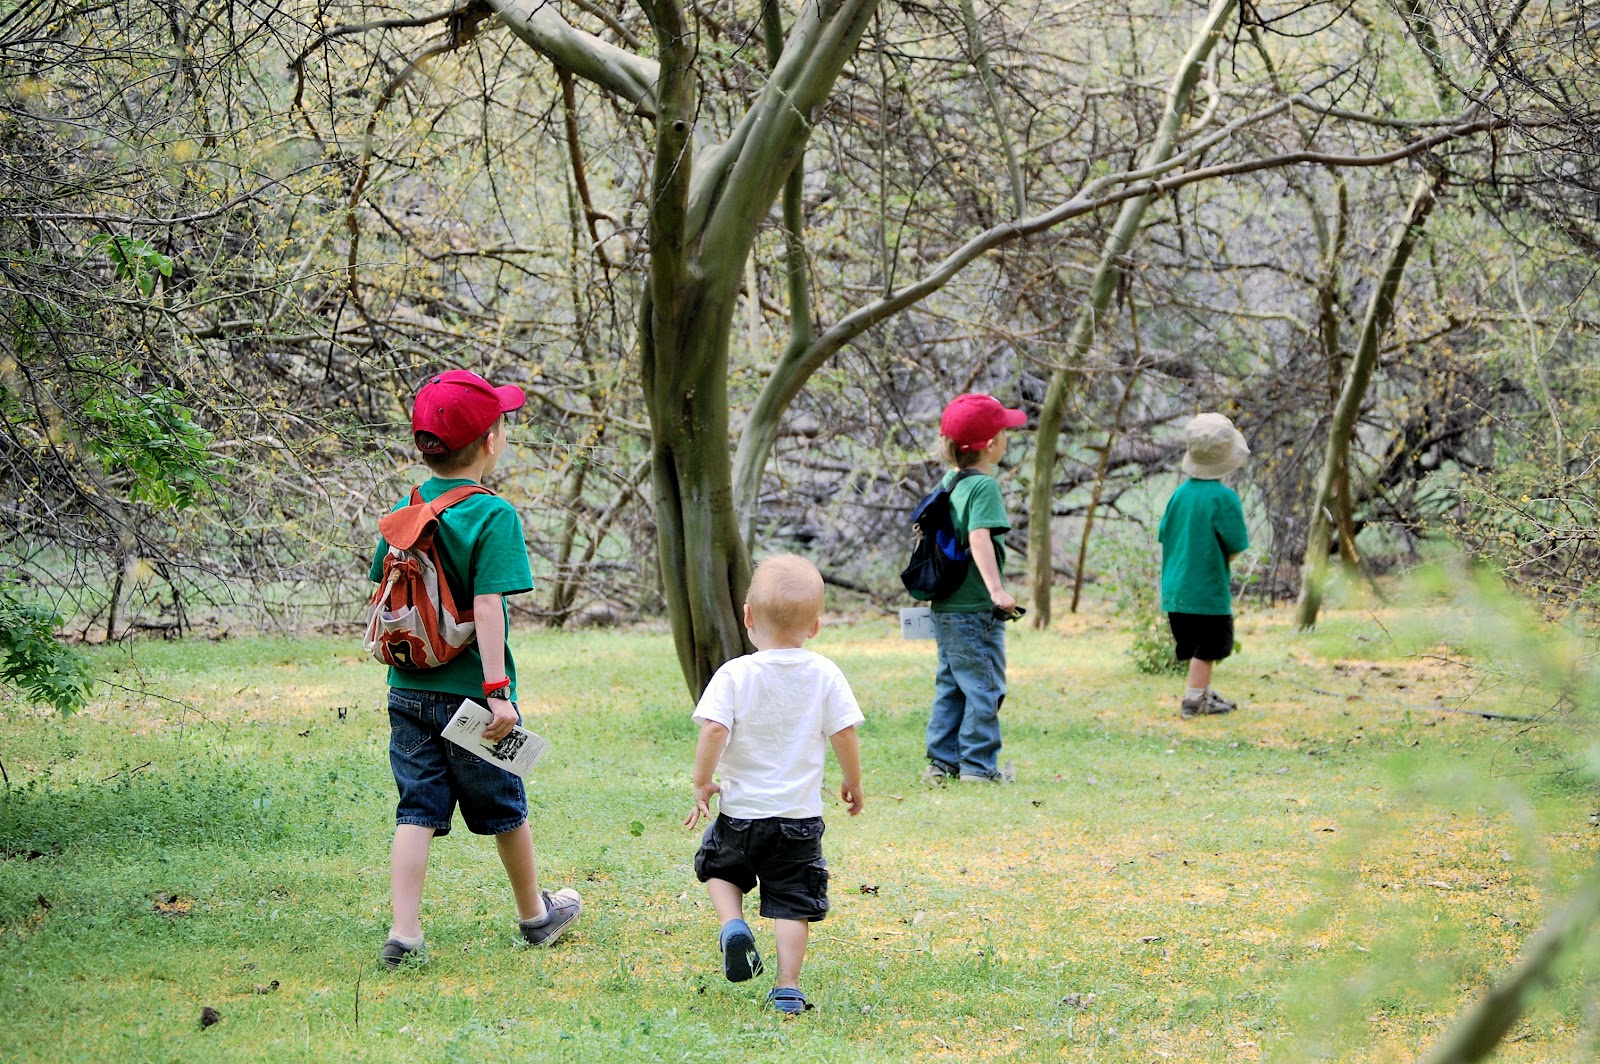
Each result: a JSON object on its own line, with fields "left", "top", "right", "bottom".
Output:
{"left": 940, "top": 393, "right": 1027, "bottom": 451}
{"left": 411, "top": 370, "right": 526, "bottom": 453}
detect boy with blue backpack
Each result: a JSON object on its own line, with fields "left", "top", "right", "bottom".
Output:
{"left": 911, "top": 393, "right": 1027, "bottom": 784}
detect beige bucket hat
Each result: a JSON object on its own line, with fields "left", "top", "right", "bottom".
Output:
{"left": 1181, "top": 412, "right": 1249, "bottom": 479}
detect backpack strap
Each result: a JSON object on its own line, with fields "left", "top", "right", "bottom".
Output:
{"left": 428, "top": 484, "right": 493, "bottom": 516}
{"left": 945, "top": 468, "right": 987, "bottom": 546}
{"left": 379, "top": 484, "right": 494, "bottom": 549}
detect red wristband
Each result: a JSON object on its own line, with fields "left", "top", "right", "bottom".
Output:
{"left": 482, "top": 677, "right": 511, "bottom": 696}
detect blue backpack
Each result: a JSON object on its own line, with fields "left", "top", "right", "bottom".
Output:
{"left": 899, "top": 469, "right": 984, "bottom": 601}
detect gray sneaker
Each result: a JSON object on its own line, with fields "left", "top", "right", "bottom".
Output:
{"left": 1180, "top": 692, "right": 1235, "bottom": 718}
{"left": 379, "top": 937, "right": 427, "bottom": 968}
{"left": 922, "top": 763, "right": 955, "bottom": 786}
{"left": 958, "top": 761, "right": 1016, "bottom": 783}
{"left": 519, "top": 888, "right": 583, "bottom": 946}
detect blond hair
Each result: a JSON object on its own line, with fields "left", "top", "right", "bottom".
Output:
{"left": 746, "top": 554, "right": 824, "bottom": 637}
{"left": 939, "top": 436, "right": 985, "bottom": 469}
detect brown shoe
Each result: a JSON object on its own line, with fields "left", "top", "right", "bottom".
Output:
{"left": 1180, "top": 692, "right": 1234, "bottom": 718}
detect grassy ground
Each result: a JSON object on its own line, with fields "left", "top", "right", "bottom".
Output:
{"left": 1, "top": 602, "right": 1597, "bottom": 1062}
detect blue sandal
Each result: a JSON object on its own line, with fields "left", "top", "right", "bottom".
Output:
{"left": 766, "top": 987, "right": 811, "bottom": 1015}
{"left": 719, "top": 919, "right": 763, "bottom": 983}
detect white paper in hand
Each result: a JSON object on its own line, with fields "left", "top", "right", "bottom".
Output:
{"left": 440, "top": 700, "right": 549, "bottom": 778}
{"left": 900, "top": 606, "right": 936, "bottom": 640}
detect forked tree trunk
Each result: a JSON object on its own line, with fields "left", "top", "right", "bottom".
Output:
{"left": 1294, "top": 171, "right": 1442, "bottom": 627}
{"left": 636, "top": 0, "right": 878, "bottom": 694}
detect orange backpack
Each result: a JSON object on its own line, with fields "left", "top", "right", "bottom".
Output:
{"left": 365, "top": 484, "right": 491, "bottom": 669}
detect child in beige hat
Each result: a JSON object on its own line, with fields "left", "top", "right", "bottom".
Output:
{"left": 1157, "top": 413, "right": 1251, "bottom": 717}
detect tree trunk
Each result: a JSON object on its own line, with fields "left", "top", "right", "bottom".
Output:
{"left": 1294, "top": 170, "right": 1442, "bottom": 627}
{"left": 1027, "top": 0, "right": 1237, "bottom": 629}
{"left": 642, "top": 288, "right": 754, "bottom": 692}
{"left": 640, "top": 0, "right": 879, "bottom": 694}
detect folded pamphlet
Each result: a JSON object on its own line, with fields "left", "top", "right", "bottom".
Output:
{"left": 440, "top": 700, "right": 550, "bottom": 778}
{"left": 900, "top": 606, "right": 936, "bottom": 640}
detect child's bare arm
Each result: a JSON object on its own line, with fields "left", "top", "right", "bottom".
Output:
{"left": 474, "top": 592, "right": 516, "bottom": 741}
{"left": 684, "top": 719, "right": 730, "bottom": 828}
{"left": 968, "top": 528, "right": 1016, "bottom": 612}
{"left": 829, "top": 725, "right": 864, "bottom": 815}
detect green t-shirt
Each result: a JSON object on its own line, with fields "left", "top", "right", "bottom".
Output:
{"left": 932, "top": 470, "right": 1010, "bottom": 614}
{"left": 1158, "top": 478, "right": 1249, "bottom": 616}
{"left": 369, "top": 477, "right": 535, "bottom": 701}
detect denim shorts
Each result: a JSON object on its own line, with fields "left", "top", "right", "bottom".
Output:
{"left": 388, "top": 687, "right": 527, "bottom": 837}
{"left": 694, "top": 815, "right": 830, "bottom": 921}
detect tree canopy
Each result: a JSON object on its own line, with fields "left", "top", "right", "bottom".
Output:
{"left": 0, "top": 0, "right": 1596, "bottom": 694}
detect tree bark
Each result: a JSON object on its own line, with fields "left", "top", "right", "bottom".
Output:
{"left": 636, "top": 0, "right": 879, "bottom": 693}
{"left": 733, "top": 0, "right": 816, "bottom": 543}
{"left": 1026, "top": 0, "right": 1237, "bottom": 629}
{"left": 1294, "top": 170, "right": 1442, "bottom": 627}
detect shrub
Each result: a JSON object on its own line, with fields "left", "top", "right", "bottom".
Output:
{"left": 0, "top": 589, "right": 95, "bottom": 715}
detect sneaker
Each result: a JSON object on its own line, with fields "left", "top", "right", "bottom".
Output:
{"left": 519, "top": 888, "right": 583, "bottom": 946}
{"left": 718, "top": 918, "right": 763, "bottom": 982}
{"left": 1180, "top": 692, "right": 1234, "bottom": 718}
{"left": 379, "top": 936, "right": 426, "bottom": 969}
{"left": 958, "top": 760, "right": 1016, "bottom": 783}
{"left": 1205, "top": 690, "right": 1238, "bottom": 711}
{"left": 921, "top": 763, "right": 955, "bottom": 786}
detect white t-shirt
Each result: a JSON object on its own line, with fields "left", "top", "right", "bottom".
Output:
{"left": 692, "top": 648, "right": 865, "bottom": 819}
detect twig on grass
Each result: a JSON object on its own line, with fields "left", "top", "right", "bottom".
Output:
{"left": 98, "top": 679, "right": 223, "bottom": 735}
{"left": 101, "top": 761, "right": 152, "bottom": 782}
{"left": 1366, "top": 608, "right": 1397, "bottom": 647}
{"left": 1415, "top": 653, "right": 1475, "bottom": 668}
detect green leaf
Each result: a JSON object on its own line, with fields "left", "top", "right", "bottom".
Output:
{"left": 0, "top": 587, "right": 94, "bottom": 715}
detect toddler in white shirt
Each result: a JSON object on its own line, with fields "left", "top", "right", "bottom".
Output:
{"left": 683, "top": 554, "right": 865, "bottom": 1015}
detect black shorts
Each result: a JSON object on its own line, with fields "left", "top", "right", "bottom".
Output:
{"left": 1168, "top": 612, "right": 1235, "bottom": 662}
{"left": 694, "top": 815, "right": 830, "bottom": 922}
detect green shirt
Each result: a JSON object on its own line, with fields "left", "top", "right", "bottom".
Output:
{"left": 369, "top": 477, "right": 534, "bottom": 701}
{"left": 932, "top": 470, "right": 1010, "bottom": 614}
{"left": 1158, "top": 478, "right": 1249, "bottom": 616}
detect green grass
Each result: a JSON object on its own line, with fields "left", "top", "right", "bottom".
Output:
{"left": 2, "top": 604, "right": 1598, "bottom": 1062}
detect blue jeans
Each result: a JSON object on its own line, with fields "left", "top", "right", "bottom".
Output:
{"left": 926, "top": 610, "right": 1007, "bottom": 778}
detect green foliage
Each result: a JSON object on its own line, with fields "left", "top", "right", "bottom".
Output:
{"left": 1096, "top": 531, "right": 1186, "bottom": 675}
{"left": 0, "top": 589, "right": 94, "bottom": 715}
{"left": 88, "top": 234, "right": 174, "bottom": 297}
{"left": 1127, "top": 610, "right": 1185, "bottom": 676}
{"left": 80, "top": 386, "right": 220, "bottom": 510}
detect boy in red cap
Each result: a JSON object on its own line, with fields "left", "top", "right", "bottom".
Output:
{"left": 922, "top": 393, "right": 1027, "bottom": 784}
{"left": 369, "top": 370, "right": 583, "bottom": 967}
